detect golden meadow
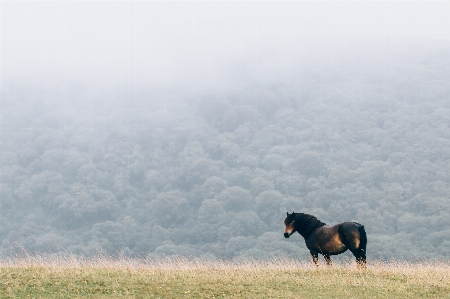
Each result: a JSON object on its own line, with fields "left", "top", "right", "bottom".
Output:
{"left": 1, "top": 253, "right": 449, "bottom": 298}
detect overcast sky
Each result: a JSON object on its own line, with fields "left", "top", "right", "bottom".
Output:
{"left": 1, "top": 1, "right": 450, "bottom": 100}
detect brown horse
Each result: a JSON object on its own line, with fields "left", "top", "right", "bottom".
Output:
{"left": 284, "top": 212, "right": 367, "bottom": 267}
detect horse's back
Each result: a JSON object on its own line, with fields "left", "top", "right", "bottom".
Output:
{"left": 339, "top": 221, "right": 363, "bottom": 230}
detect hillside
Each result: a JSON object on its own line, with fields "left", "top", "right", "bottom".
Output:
{"left": 1, "top": 46, "right": 449, "bottom": 260}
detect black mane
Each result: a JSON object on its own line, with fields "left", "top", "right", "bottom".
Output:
{"left": 292, "top": 213, "right": 326, "bottom": 238}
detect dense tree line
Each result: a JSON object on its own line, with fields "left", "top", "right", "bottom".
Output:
{"left": 0, "top": 46, "right": 449, "bottom": 260}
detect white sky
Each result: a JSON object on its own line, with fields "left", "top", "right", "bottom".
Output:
{"left": 1, "top": 1, "right": 449, "bottom": 94}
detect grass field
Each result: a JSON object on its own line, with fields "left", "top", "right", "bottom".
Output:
{"left": 1, "top": 254, "right": 449, "bottom": 298}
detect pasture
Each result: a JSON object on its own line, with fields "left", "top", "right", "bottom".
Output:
{"left": 0, "top": 255, "right": 449, "bottom": 298}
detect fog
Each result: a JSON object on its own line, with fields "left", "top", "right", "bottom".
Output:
{"left": 2, "top": 2, "right": 449, "bottom": 95}
{"left": 0, "top": 1, "right": 449, "bottom": 260}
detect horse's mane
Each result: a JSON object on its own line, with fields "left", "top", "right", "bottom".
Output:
{"left": 293, "top": 213, "right": 326, "bottom": 238}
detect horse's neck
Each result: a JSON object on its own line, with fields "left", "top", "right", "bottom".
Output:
{"left": 296, "top": 217, "right": 325, "bottom": 238}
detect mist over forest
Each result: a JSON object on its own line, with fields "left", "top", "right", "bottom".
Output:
{"left": 1, "top": 2, "right": 449, "bottom": 261}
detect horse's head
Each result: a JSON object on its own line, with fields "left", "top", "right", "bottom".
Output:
{"left": 284, "top": 212, "right": 297, "bottom": 238}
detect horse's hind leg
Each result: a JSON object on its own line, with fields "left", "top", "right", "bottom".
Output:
{"left": 344, "top": 245, "right": 366, "bottom": 269}
{"left": 323, "top": 254, "right": 332, "bottom": 267}
{"left": 356, "top": 226, "right": 367, "bottom": 269}
{"left": 347, "top": 248, "right": 365, "bottom": 269}
{"left": 356, "top": 249, "right": 366, "bottom": 269}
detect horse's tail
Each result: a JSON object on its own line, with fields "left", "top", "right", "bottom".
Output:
{"left": 358, "top": 225, "right": 367, "bottom": 259}
{"left": 358, "top": 225, "right": 367, "bottom": 250}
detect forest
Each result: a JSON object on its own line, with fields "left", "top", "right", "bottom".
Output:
{"left": 0, "top": 39, "right": 449, "bottom": 261}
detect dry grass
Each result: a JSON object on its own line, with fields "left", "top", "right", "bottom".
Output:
{"left": 0, "top": 253, "right": 449, "bottom": 298}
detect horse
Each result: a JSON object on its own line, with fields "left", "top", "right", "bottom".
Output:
{"left": 284, "top": 212, "right": 367, "bottom": 268}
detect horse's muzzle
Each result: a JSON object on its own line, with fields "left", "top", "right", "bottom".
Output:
{"left": 284, "top": 233, "right": 289, "bottom": 238}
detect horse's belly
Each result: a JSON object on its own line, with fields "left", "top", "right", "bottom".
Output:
{"left": 320, "top": 235, "right": 347, "bottom": 254}
{"left": 327, "top": 245, "right": 347, "bottom": 255}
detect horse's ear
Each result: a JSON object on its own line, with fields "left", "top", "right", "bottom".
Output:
{"left": 286, "top": 212, "right": 289, "bottom": 216}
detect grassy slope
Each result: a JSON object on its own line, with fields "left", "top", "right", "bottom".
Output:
{"left": 0, "top": 259, "right": 449, "bottom": 298}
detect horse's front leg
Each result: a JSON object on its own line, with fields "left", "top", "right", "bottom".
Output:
{"left": 323, "top": 254, "right": 332, "bottom": 267}
{"left": 310, "top": 251, "right": 319, "bottom": 267}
